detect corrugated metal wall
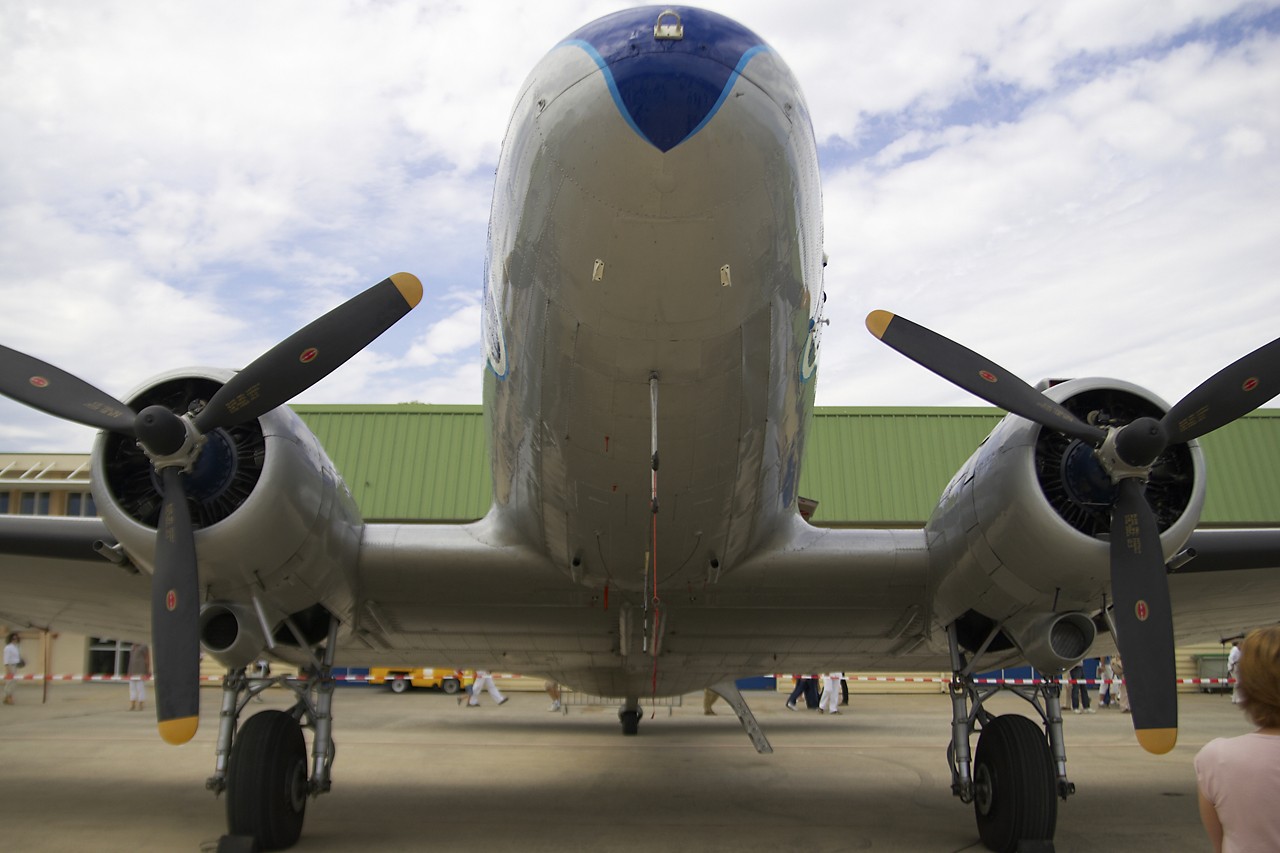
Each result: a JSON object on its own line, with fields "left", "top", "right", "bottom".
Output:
{"left": 292, "top": 404, "right": 1280, "bottom": 526}
{"left": 799, "top": 407, "right": 1002, "bottom": 526}
{"left": 1196, "top": 413, "right": 1280, "bottom": 524}
{"left": 295, "top": 405, "right": 489, "bottom": 521}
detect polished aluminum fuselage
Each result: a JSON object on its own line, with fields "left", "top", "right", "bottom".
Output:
{"left": 482, "top": 16, "right": 824, "bottom": 593}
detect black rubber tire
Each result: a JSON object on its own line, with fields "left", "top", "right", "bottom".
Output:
{"left": 972, "top": 714, "right": 1057, "bottom": 853}
{"left": 389, "top": 677, "right": 409, "bottom": 694}
{"left": 442, "top": 678, "right": 460, "bottom": 695}
{"left": 226, "top": 710, "right": 308, "bottom": 851}
{"left": 620, "top": 709, "right": 641, "bottom": 735}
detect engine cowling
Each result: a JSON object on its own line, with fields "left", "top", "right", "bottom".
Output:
{"left": 926, "top": 378, "right": 1205, "bottom": 657}
{"left": 89, "top": 368, "right": 364, "bottom": 640}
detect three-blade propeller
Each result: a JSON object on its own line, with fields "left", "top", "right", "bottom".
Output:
{"left": 866, "top": 310, "right": 1280, "bottom": 754}
{"left": 0, "top": 274, "right": 422, "bottom": 743}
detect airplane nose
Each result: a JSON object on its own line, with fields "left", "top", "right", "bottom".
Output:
{"left": 563, "top": 7, "right": 768, "bottom": 152}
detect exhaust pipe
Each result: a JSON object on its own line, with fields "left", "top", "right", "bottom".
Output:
{"left": 1004, "top": 611, "right": 1097, "bottom": 673}
{"left": 199, "top": 602, "right": 270, "bottom": 670}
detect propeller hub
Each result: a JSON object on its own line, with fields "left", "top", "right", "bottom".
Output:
{"left": 134, "top": 405, "right": 189, "bottom": 457}
{"left": 1113, "top": 416, "right": 1167, "bottom": 468}
{"left": 1097, "top": 418, "right": 1167, "bottom": 485}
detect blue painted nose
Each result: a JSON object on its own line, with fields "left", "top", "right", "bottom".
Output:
{"left": 562, "top": 6, "right": 769, "bottom": 152}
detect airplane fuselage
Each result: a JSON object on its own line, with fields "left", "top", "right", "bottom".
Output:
{"left": 482, "top": 7, "right": 825, "bottom": 593}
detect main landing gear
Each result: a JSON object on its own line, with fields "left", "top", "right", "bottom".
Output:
{"left": 207, "top": 620, "right": 340, "bottom": 851}
{"left": 619, "top": 696, "right": 643, "bottom": 735}
{"left": 945, "top": 623, "right": 1073, "bottom": 853}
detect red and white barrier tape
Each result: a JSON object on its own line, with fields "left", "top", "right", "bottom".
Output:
{"left": 1, "top": 672, "right": 527, "bottom": 683}
{"left": 775, "top": 675, "right": 1237, "bottom": 686}
{"left": 4, "top": 673, "right": 1239, "bottom": 686}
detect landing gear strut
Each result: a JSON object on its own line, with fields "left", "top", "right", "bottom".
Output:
{"left": 207, "top": 618, "right": 340, "bottom": 851}
{"left": 945, "top": 623, "right": 1072, "bottom": 853}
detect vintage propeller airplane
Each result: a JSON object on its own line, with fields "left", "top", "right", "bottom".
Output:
{"left": 2, "top": 7, "right": 1278, "bottom": 852}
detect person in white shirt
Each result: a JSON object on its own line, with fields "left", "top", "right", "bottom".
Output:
{"left": 3, "top": 633, "right": 22, "bottom": 705}
{"left": 1227, "top": 640, "right": 1243, "bottom": 704}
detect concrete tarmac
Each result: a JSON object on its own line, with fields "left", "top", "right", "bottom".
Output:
{"left": 0, "top": 682, "right": 1246, "bottom": 852}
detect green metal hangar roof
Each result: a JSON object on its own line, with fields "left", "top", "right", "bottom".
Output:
{"left": 291, "top": 405, "right": 1280, "bottom": 527}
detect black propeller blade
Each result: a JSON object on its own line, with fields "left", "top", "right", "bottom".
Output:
{"left": 1161, "top": 336, "right": 1280, "bottom": 444}
{"left": 195, "top": 273, "right": 423, "bottom": 433}
{"left": 152, "top": 466, "right": 202, "bottom": 745}
{"left": 0, "top": 273, "right": 423, "bottom": 744}
{"left": 1109, "top": 478, "right": 1178, "bottom": 754}
{"left": 866, "top": 309, "right": 1280, "bottom": 754}
{"left": 865, "top": 311, "right": 1105, "bottom": 444}
{"left": 1107, "top": 338, "right": 1280, "bottom": 471}
{"left": 0, "top": 343, "right": 137, "bottom": 434}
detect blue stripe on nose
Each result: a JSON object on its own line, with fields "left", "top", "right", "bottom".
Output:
{"left": 561, "top": 7, "right": 769, "bottom": 152}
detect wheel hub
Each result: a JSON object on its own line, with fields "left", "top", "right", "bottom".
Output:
{"left": 974, "top": 763, "right": 994, "bottom": 816}
{"left": 287, "top": 758, "right": 308, "bottom": 812}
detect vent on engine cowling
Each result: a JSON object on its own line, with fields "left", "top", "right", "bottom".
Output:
{"left": 102, "top": 377, "right": 266, "bottom": 529}
{"left": 1034, "top": 388, "right": 1194, "bottom": 537}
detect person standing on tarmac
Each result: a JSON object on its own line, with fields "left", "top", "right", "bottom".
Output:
{"left": 466, "top": 670, "right": 508, "bottom": 707}
{"left": 1069, "top": 661, "right": 1094, "bottom": 714}
{"left": 127, "top": 642, "right": 150, "bottom": 711}
{"left": 786, "top": 674, "right": 819, "bottom": 710}
{"left": 820, "top": 672, "right": 843, "bottom": 715}
{"left": 1228, "top": 640, "right": 1243, "bottom": 705}
{"left": 3, "top": 633, "right": 22, "bottom": 705}
{"left": 545, "top": 680, "right": 562, "bottom": 712}
{"left": 1195, "top": 626, "right": 1280, "bottom": 851}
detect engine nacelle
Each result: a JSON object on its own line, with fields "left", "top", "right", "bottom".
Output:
{"left": 89, "top": 368, "right": 364, "bottom": 626}
{"left": 927, "top": 378, "right": 1205, "bottom": 648}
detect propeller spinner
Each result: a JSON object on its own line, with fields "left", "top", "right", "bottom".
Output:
{"left": 0, "top": 273, "right": 422, "bottom": 743}
{"left": 867, "top": 309, "right": 1280, "bottom": 754}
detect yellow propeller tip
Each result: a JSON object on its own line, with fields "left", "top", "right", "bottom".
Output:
{"left": 1135, "top": 727, "right": 1178, "bottom": 755}
{"left": 866, "top": 310, "right": 895, "bottom": 339}
{"left": 390, "top": 272, "right": 424, "bottom": 308}
{"left": 158, "top": 716, "right": 199, "bottom": 745}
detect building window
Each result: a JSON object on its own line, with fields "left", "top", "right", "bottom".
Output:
{"left": 19, "top": 491, "right": 51, "bottom": 515}
{"left": 67, "top": 493, "right": 97, "bottom": 517}
{"left": 88, "top": 638, "right": 129, "bottom": 678}
{"left": 0, "top": 492, "right": 8, "bottom": 514}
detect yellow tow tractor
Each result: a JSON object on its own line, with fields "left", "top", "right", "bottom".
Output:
{"left": 367, "top": 667, "right": 473, "bottom": 696}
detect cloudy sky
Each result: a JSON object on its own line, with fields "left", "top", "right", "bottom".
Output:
{"left": 2, "top": 0, "right": 1278, "bottom": 452}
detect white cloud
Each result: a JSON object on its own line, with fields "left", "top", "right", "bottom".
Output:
{"left": 1, "top": 1, "right": 1278, "bottom": 450}
{"left": 816, "top": 20, "right": 1280, "bottom": 408}
{"left": 405, "top": 292, "right": 482, "bottom": 369}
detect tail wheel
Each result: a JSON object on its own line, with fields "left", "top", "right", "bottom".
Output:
{"left": 972, "top": 714, "right": 1056, "bottom": 853}
{"left": 226, "top": 710, "right": 308, "bottom": 851}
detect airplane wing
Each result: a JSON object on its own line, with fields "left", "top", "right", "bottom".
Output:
{"left": 0, "top": 515, "right": 150, "bottom": 640}
{"left": 349, "top": 520, "right": 935, "bottom": 680}
{"left": 1164, "top": 528, "right": 1280, "bottom": 640}
{"left": 0, "top": 508, "right": 939, "bottom": 685}
{"left": 5, "top": 511, "right": 1274, "bottom": 676}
